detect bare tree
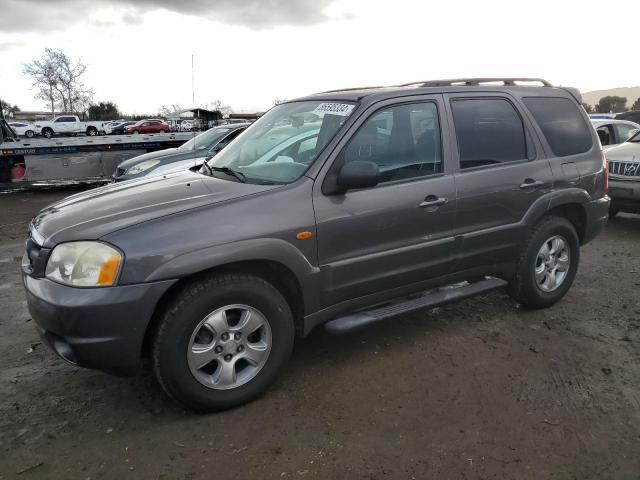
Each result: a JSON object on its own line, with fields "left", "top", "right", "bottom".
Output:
{"left": 23, "top": 48, "right": 60, "bottom": 116}
{"left": 23, "top": 48, "right": 93, "bottom": 116}
{"left": 52, "top": 50, "right": 91, "bottom": 113}
{"left": 202, "top": 100, "right": 233, "bottom": 118}
{"left": 158, "top": 104, "right": 184, "bottom": 117}
{"left": 0, "top": 99, "right": 20, "bottom": 118}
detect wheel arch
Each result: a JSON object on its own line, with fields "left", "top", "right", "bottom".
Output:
{"left": 522, "top": 189, "right": 590, "bottom": 244}
{"left": 141, "top": 258, "right": 309, "bottom": 361}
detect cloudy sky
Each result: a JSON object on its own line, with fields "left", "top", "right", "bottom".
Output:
{"left": 0, "top": 0, "right": 638, "bottom": 115}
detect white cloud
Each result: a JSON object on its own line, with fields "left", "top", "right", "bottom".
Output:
{"left": 1, "top": 0, "right": 638, "bottom": 114}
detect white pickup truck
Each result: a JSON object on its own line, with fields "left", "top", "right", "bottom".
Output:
{"left": 35, "top": 115, "right": 105, "bottom": 138}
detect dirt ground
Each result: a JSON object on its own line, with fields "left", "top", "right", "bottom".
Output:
{"left": 1, "top": 187, "right": 639, "bottom": 480}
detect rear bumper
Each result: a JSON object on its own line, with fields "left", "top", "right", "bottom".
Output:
{"left": 23, "top": 274, "right": 177, "bottom": 376}
{"left": 582, "top": 195, "right": 610, "bottom": 244}
{"left": 609, "top": 178, "right": 640, "bottom": 213}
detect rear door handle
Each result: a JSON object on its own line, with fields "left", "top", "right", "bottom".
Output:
{"left": 519, "top": 179, "right": 545, "bottom": 189}
{"left": 419, "top": 195, "right": 448, "bottom": 208}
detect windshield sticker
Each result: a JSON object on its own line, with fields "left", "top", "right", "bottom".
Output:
{"left": 313, "top": 103, "right": 355, "bottom": 116}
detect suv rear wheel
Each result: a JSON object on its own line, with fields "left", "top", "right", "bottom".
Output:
{"left": 509, "top": 216, "right": 579, "bottom": 309}
{"left": 152, "top": 273, "right": 295, "bottom": 411}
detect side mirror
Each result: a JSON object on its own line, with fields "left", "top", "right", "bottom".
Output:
{"left": 336, "top": 161, "right": 379, "bottom": 192}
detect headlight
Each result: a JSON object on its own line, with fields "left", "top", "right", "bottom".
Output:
{"left": 45, "top": 242, "right": 122, "bottom": 287}
{"left": 125, "top": 159, "right": 161, "bottom": 175}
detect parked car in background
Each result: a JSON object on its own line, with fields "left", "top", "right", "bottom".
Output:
{"left": 589, "top": 113, "right": 616, "bottom": 119}
{"left": 23, "top": 78, "right": 609, "bottom": 411}
{"left": 605, "top": 130, "right": 640, "bottom": 218}
{"left": 113, "top": 123, "right": 248, "bottom": 181}
{"left": 103, "top": 121, "right": 127, "bottom": 135}
{"left": 35, "top": 115, "right": 105, "bottom": 138}
{"left": 616, "top": 110, "right": 640, "bottom": 125}
{"left": 110, "top": 121, "right": 137, "bottom": 135}
{"left": 591, "top": 119, "right": 640, "bottom": 150}
{"left": 180, "top": 120, "right": 195, "bottom": 132}
{"left": 8, "top": 122, "right": 38, "bottom": 138}
{"left": 124, "top": 119, "right": 170, "bottom": 134}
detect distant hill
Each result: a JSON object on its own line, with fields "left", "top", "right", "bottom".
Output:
{"left": 581, "top": 87, "right": 640, "bottom": 111}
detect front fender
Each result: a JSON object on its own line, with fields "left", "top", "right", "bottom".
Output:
{"left": 143, "top": 237, "right": 321, "bottom": 313}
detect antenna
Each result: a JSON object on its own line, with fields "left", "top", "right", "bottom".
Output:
{"left": 191, "top": 53, "right": 197, "bottom": 169}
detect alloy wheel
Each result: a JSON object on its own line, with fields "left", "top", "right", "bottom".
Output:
{"left": 187, "top": 304, "right": 272, "bottom": 390}
{"left": 534, "top": 235, "right": 570, "bottom": 292}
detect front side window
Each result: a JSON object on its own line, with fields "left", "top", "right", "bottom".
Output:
{"left": 451, "top": 98, "right": 527, "bottom": 169}
{"left": 523, "top": 97, "right": 593, "bottom": 157}
{"left": 207, "top": 100, "right": 355, "bottom": 184}
{"left": 342, "top": 102, "right": 442, "bottom": 183}
{"left": 614, "top": 123, "right": 638, "bottom": 142}
{"left": 178, "top": 127, "right": 232, "bottom": 151}
{"left": 596, "top": 125, "right": 614, "bottom": 145}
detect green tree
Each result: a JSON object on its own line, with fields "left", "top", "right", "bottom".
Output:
{"left": 596, "top": 96, "right": 627, "bottom": 113}
{"left": 87, "top": 101, "right": 121, "bottom": 120}
{"left": 581, "top": 103, "right": 593, "bottom": 113}
{"left": 631, "top": 97, "right": 640, "bottom": 111}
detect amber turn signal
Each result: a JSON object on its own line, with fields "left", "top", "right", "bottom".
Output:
{"left": 295, "top": 231, "right": 313, "bottom": 240}
{"left": 98, "top": 254, "right": 122, "bottom": 286}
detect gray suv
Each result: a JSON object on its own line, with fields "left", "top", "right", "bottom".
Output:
{"left": 22, "top": 78, "right": 610, "bottom": 411}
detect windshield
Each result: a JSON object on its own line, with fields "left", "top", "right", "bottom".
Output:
{"left": 205, "top": 100, "right": 356, "bottom": 184}
{"left": 178, "top": 127, "right": 233, "bottom": 151}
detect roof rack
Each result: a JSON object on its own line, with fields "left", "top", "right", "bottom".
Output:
{"left": 316, "top": 78, "right": 553, "bottom": 96}
{"left": 319, "top": 85, "right": 386, "bottom": 94}
{"left": 397, "top": 78, "right": 553, "bottom": 87}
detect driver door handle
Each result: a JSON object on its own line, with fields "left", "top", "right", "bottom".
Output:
{"left": 419, "top": 195, "right": 448, "bottom": 208}
{"left": 519, "top": 179, "right": 545, "bottom": 189}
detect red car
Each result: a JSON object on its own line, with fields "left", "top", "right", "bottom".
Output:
{"left": 124, "top": 119, "right": 170, "bottom": 134}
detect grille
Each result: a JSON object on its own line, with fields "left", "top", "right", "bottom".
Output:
{"left": 608, "top": 161, "right": 640, "bottom": 177}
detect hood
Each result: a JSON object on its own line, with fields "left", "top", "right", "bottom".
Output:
{"left": 116, "top": 148, "right": 179, "bottom": 170}
{"left": 31, "top": 171, "right": 279, "bottom": 246}
{"left": 605, "top": 141, "right": 640, "bottom": 162}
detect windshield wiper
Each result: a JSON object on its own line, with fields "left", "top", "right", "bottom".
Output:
{"left": 210, "top": 166, "right": 246, "bottom": 183}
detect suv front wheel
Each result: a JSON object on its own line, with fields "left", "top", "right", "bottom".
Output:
{"left": 152, "top": 273, "right": 295, "bottom": 411}
{"left": 509, "top": 216, "right": 580, "bottom": 309}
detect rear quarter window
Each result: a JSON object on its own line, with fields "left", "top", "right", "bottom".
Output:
{"left": 523, "top": 97, "right": 593, "bottom": 157}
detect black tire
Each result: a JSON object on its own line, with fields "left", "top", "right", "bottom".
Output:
{"left": 86, "top": 127, "right": 97, "bottom": 136}
{"left": 25, "top": 130, "right": 35, "bottom": 138}
{"left": 508, "top": 216, "right": 580, "bottom": 309}
{"left": 609, "top": 208, "right": 619, "bottom": 219}
{"left": 152, "top": 273, "right": 295, "bottom": 412}
{"left": 42, "top": 128, "right": 53, "bottom": 139}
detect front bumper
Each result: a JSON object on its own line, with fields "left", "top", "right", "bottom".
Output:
{"left": 582, "top": 195, "right": 610, "bottom": 245}
{"left": 23, "top": 274, "right": 177, "bottom": 376}
{"left": 609, "top": 178, "right": 640, "bottom": 214}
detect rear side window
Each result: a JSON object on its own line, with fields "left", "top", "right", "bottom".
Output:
{"left": 523, "top": 97, "right": 593, "bottom": 157}
{"left": 451, "top": 98, "right": 527, "bottom": 169}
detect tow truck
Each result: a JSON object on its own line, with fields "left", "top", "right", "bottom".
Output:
{"left": 0, "top": 114, "right": 193, "bottom": 187}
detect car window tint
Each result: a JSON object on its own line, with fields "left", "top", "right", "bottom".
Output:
{"left": 451, "top": 98, "right": 526, "bottom": 169}
{"left": 523, "top": 97, "right": 593, "bottom": 157}
{"left": 343, "top": 102, "right": 443, "bottom": 183}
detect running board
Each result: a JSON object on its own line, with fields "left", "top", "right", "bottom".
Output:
{"left": 324, "top": 277, "right": 508, "bottom": 335}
